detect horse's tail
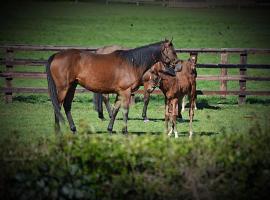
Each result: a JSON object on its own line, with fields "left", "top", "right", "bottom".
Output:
{"left": 46, "top": 54, "right": 65, "bottom": 122}
{"left": 93, "top": 93, "right": 104, "bottom": 119}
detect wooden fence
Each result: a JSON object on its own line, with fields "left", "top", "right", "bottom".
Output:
{"left": 0, "top": 44, "right": 270, "bottom": 104}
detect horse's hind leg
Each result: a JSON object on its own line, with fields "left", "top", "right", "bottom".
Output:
{"left": 63, "top": 82, "right": 77, "bottom": 134}
{"left": 55, "top": 112, "right": 60, "bottom": 133}
{"left": 142, "top": 90, "right": 150, "bottom": 122}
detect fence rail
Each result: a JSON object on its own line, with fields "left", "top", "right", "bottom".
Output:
{"left": 1, "top": 44, "right": 270, "bottom": 104}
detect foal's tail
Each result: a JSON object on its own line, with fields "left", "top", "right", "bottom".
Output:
{"left": 46, "top": 54, "right": 65, "bottom": 122}
{"left": 93, "top": 93, "right": 104, "bottom": 119}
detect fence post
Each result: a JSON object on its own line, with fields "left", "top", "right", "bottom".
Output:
{"left": 5, "top": 48, "right": 14, "bottom": 103}
{"left": 239, "top": 53, "right": 247, "bottom": 104}
{"left": 220, "top": 52, "right": 228, "bottom": 97}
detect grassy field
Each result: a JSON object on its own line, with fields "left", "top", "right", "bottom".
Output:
{"left": 0, "top": 2, "right": 270, "bottom": 199}
{"left": 0, "top": 0, "right": 269, "bottom": 146}
{"left": 1, "top": 1, "right": 270, "bottom": 90}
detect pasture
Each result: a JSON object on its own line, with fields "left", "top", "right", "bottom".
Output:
{"left": 0, "top": 1, "right": 270, "bottom": 199}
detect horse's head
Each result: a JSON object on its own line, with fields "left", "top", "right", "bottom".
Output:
{"left": 188, "top": 57, "right": 196, "bottom": 71}
{"left": 160, "top": 39, "right": 179, "bottom": 66}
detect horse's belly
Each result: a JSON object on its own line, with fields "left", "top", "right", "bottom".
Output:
{"left": 77, "top": 78, "right": 117, "bottom": 93}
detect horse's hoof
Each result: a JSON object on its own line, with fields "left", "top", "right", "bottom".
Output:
{"left": 143, "top": 118, "right": 150, "bottom": 123}
{"left": 122, "top": 128, "right": 128, "bottom": 135}
{"left": 70, "top": 126, "right": 77, "bottom": 133}
{"left": 107, "top": 127, "right": 113, "bottom": 134}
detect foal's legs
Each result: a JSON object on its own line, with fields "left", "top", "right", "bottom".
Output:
{"left": 178, "top": 96, "right": 184, "bottom": 120}
{"left": 165, "top": 108, "right": 170, "bottom": 135}
{"left": 142, "top": 90, "right": 151, "bottom": 122}
{"left": 189, "top": 87, "right": 196, "bottom": 139}
{"left": 63, "top": 82, "right": 77, "bottom": 134}
{"left": 181, "top": 95, "right": 186, "bottom": 113}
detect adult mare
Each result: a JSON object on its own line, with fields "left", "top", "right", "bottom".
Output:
{"left": 46, "top": 40, "right": 179, "bottom": 134}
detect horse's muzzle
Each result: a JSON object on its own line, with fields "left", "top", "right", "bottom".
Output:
{"left": 163, "top": 66, "right": 176, "bottom": 76}
{"left": 174, "top": 62, "right": 182, "bottom": 72}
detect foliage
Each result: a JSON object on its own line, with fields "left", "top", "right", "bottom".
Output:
{"left": 1, "top": 122, "right": 270, "bottom": 200}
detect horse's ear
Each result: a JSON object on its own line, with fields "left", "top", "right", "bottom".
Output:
{"left": 190, "top": 55, "right": 197, "bottom": 64}
{"left": 170, "top": 37, "right": 173, "bottom": 43}
{"left": 163, "top": 39, "right": 171, "bottom": 48}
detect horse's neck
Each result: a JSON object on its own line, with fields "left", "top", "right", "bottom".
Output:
{"left": 131, "top": 44, "right": 161, "bottom": 69}
{"left": 181, "top": 62, "right": 192, "bottom": 75}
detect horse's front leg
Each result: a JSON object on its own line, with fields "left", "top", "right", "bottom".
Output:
{"left": 165, "top": 99, "right": 171, "bottom": 136}
{"left": 107, "top": 95, "right": 121, "bottom": 134}
{"left": 103, "top": 94, "right": 112, "bottom": 118}
{"left": 121, "top": 89, "right": 131, "bottom": 134}
{"left": 172, "top": 99, "right": 179, "bottom": 138}
{"left": 142, "top": 90, "right": 151, "bottom": 122}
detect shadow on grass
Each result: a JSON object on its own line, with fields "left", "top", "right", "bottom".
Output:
{"left": 94, "top": 131, "right": 219, "bottom": 137}
{"left": 13, "top": 95, "right": 49, "bottom": 103}
{"left": 95, "top": 131, "right": 164, "bottom": 135}
{"left": 111, "top": 117, "right": 200, "bottom": 122}
{"left": 246, "top": 97, "right": 270, "bottom": 104}
{"left": 193, "top": 99, "right": 222, "bottom": 110}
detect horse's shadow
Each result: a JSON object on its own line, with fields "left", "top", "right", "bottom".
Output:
{"left": 193, "top": 100, "right": 221, "bottom": 110}
{"left": 94, "top": 130, "right": 219, "bottom": 136}
{"left": 112, "top": 117, "right": 199, "bottom": 123}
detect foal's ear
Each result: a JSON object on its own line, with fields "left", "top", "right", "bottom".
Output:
{"left": 170, "top": 37, "right": 173, "bottom": 43}
{"left": 164, "top": 40, "right": 172, "bottom": 48}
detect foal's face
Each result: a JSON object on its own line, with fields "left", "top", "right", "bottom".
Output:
{"left": 161, "top": 40, "right": 179, "bottom": 66}
{"left": 187, "top": 58, "right": 196, "bottom": 72}
{"left": 147, "top": 73, "right": 160, "bottom": 93}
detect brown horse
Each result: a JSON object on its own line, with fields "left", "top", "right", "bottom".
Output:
{"left": 146, "top": 58, "right": 197, "bottom": 138}
{"left": 93, "top": 45, "right": 176, "bottom": 120}
{"left": 46, "top": 40, "right": 179, "bottom": 134}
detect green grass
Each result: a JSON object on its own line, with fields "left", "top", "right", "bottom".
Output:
{"left": 1, "top": 1, "right": 270, "bottom": 91}
{"left": 0, "top": 1, "right": 269, "bottom": 139}
{"left": 0, "top": 94, "right": 269, "bottom": 144}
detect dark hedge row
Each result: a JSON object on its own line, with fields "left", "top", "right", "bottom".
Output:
{"left": 1, "top": 124, "right": 270, "bottom": 200}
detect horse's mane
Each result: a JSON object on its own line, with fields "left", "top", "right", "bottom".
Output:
{"left": 115, "top": 41, "right": 164, "bottom": 68}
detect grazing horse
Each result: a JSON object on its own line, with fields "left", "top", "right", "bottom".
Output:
{"left": 46, "top": 40, "right": 179, "bottom": 134}
{"left": 146, "top": 58, "right": 197, "bottom": 138}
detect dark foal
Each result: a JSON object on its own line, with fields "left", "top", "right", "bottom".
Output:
{"left": 146, "top": 58, "right": 197, "bottom": 138}
{"left": 46, "top": 40, "right": 179, "bottom": 134}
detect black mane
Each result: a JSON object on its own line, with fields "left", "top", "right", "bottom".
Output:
{"left": 115, "top": 41, "right": 164, "bottom": 68}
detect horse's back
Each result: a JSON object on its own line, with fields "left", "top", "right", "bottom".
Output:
{"left": 96, "top": 45, "right": 127, "bottom": 54}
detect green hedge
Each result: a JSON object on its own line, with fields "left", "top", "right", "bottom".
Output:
{"left": 1, "top": 124, "right": 270, "bottom": 200}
